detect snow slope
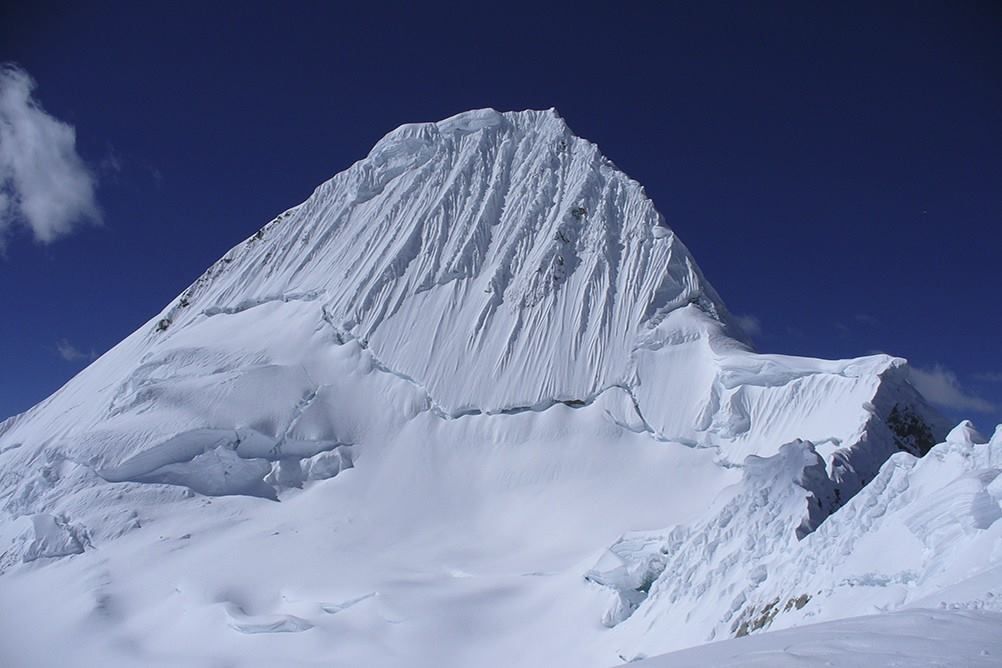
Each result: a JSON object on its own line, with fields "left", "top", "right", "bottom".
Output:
{"left": 628, "top": 608, "right": 1002, "bottom": 668}
{"left": 1, "top": 108, "right": 994, "bottom": 666}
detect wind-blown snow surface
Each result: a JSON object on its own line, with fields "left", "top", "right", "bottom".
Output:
{"left": 0, "top": 109, "right": 997, "bottom": 666}
{"left": 628, "top": 608, "right": 1002, "bottom": 667}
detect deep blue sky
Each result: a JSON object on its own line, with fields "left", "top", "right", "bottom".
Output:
{"left": 1, "top": 2, "right": 1000, "bottom": 430}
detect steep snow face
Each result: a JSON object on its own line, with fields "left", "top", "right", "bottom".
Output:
{"left": 158, "top": 108, "right": 732, "bottom": 414}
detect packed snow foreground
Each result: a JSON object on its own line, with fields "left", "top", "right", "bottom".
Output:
{"left": 1, "top": 109, "right": 999, "bottom": 667}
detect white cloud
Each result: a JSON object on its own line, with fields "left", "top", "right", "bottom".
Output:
{"left": 56, "top": 338, "right": 95, "bottom": 363}
{"left": 909, "top": 365, "right": 996, "bottom": 414}
{"left": 734, "top": 314, "right": 762, "bottom": 338}
{"left": 0, "top": 64, "right": 100, "bottom": 246}
{"left": 974, "top": 372, "right": 1002, "bottom": 383}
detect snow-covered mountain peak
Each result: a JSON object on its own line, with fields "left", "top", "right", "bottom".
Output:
{"left": 153, "top": 108, "right": 732, "bottom": 414}
{"left": 0, "top": 109, "right": 947, "bottom": 498}
{"left": 371, "top": 108, "right": 568, "bottom": 152}
{"left": 2, "top": 109, "right": 992, "bottom": 668}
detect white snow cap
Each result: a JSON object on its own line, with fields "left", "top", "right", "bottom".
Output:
{"left": 153, "top": 107, "right": 734, "bottom": 415}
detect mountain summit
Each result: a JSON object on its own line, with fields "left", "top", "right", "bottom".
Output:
{"left": 2, "top": 110, "right": 996, "bottom": 668}
{"left": 158, "top": 108, "right": 734, "bottom": 414}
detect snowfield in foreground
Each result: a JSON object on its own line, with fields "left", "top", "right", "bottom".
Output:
{"left": 629, "top": 608, "right": 1002, "bottom": 667}
{"left": 1, "top": 109, "right": 999, "bottom": 666}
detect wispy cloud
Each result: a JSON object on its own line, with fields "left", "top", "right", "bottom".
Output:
{"left": 909, "top": 365, "right": 996, "bottom": 414}
{"left": 0, "top": 63, "right": 101, "bottom": 247}
{"left": 99, "top": 145, "right": 123, "bottom": 180}
{"left": 734, "top": 314, "right": 762, "bottom": 339}
{"left": 973, "top": 372, "right": 1002, "bottom": 383}
{"left": 56, "top": 338, "right": 96, "bottom": 363}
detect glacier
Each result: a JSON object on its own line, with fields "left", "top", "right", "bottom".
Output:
{"left": 0, "top": 108, "right": 998, "bottom": 667}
